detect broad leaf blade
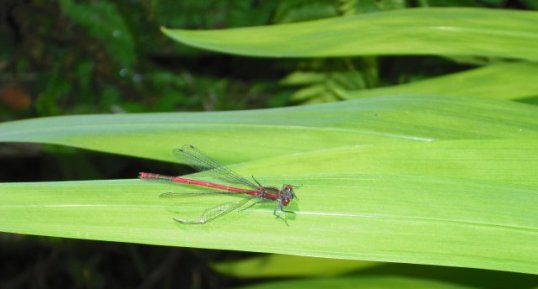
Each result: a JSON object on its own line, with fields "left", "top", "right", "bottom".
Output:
{"left": 0, "top": 96, "right": 537, "bottom": 163}
{"left": 161, "top": 8, "right": 538, "bottom": 61}
{"left": 0, "top": 139, "right": 536, "bottom": 274}
{"left": 343, "top": 62, "right": 538, "bottom": 100}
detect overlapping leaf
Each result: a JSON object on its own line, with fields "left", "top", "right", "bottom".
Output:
{"left": 0, "top": 96, "right": 537, "bottom": 274}
{"left": 161, "top": 8, "right": 538, "bottom": 61}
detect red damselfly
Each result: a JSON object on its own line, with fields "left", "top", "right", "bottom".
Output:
{"left": 139, "top": 145, "right": 297, "bottom": 224}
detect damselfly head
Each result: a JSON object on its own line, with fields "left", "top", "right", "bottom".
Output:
{"left": 279, "top": 184, "right": 296, "bottom": 206}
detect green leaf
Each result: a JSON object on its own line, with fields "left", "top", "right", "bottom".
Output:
{"left": 239, "top": 276, "right": 478, "bottom": 289}
{"left": 342, "top": 62, "right": 538, "bottom": 100}
{"left": 212, "top": 254, "right": 380, "bottom": 277}
{"left": 0, "top": 95, "right": 537, "bottom": 163}
{"left": 161, "top": 8, "right": 538, "bottom": 61}
{"left": 213, "top": 254, "right": 538, "bottom": 287}
{"left": 0, "top": 139, "right": 537, "bottom": 274}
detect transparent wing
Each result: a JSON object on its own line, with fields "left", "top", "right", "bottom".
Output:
{"left": 173, "top": 197, "right": 254, "bottom": 224}
{"left": 174, "top": 144, "right": 258, "bottom": 189}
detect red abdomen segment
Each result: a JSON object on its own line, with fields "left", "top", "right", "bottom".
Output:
{"left": 139, "top": 172, "right": 253, "bottom": 194}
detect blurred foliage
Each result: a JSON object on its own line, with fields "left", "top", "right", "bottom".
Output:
{"left": 1, "top": 0, "right": 535, "bottom": 120}
{"left": 0, "top": 0, "right": 288, "bottom": 120}
{"left": 280, "top": 58, "right": 379, "bottom": 104}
